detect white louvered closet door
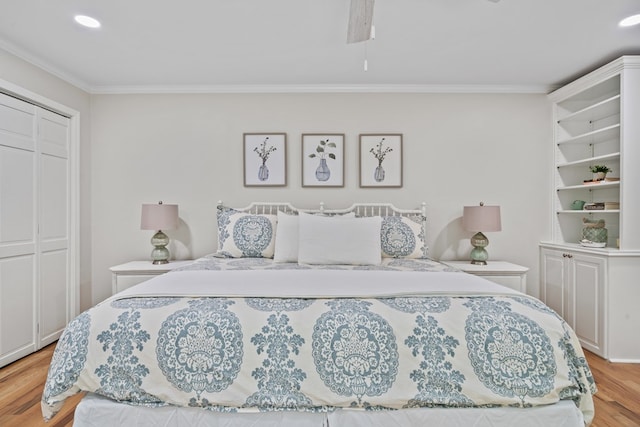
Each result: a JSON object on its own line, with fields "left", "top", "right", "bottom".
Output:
{"left": 0, "top": 93, "right": 37, "bottom": 366}
{"left": 37, "top": 108, "right": 70, "bottom": 348}
{"left": 0, "top": 92, "right": 70, "bottom": 366}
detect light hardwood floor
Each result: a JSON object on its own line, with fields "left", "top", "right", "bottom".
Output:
{"left": 1, "top": 344, "right": 639, "bottom": 426}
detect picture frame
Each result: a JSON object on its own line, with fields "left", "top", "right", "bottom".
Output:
{"left": 359, "top": 134, "right": 403, "bottom": 188}
{"left": 301, "top": 134, "right": 345, "bottom": 187}
{"left": 243, "top": 133, "right": 287, "bottom": 187}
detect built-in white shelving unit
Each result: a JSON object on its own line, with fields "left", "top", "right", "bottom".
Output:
{"left": 540, "top": 56, "right": 640, "bottom": 363}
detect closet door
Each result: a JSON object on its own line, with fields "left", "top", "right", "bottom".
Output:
{"left": 38, "top": 109, "right": 70, "bottom": 347}
{"left": 0, "top": 93, "right": 37, "bottom": 366}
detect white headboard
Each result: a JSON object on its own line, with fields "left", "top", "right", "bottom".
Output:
{"left": 217, "top": 200, "right": 425, "bottom": 218}
{"left": 216, "top": 201, "right": 428, "bottom": 255}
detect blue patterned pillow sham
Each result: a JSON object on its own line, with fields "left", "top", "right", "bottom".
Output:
{"left": 216, "top": 207, "right": 277, "bottom": 258}
{"left": 380, "top": 215, "right": 426, "bottom": 259}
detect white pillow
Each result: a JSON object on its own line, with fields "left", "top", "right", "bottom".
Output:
{"left": 273, "top": 211, "right": 357, "bottom": 263}
{"left": 298, "top": 212, "right": 382, "bottom": 265}
{"left": 273, "top": 211, "right": 299, "bottom": 263}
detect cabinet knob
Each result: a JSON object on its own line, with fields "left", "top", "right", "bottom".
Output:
{"left": 562, "top": 253, "right": 573, "bottom": 258}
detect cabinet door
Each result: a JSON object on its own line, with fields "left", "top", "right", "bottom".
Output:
{"left": 569, "top": 253, "right": 605, "bottom": 356}
{"left": 540, "top": 248, "right": 568, "bottom": 319}
{"left": 0, "top": 94, "right": 37, "bottom": 366}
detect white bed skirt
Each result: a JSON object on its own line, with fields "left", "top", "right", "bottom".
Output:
{"left": 74, "top": 393, "right": 585, "bottom": 427}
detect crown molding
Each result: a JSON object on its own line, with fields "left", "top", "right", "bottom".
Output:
{"left": 1, "top": 41, "right": 555, "bottom": 95}
{"left": 0, "top": 39, "right": 92, "bottom": 93}
{"left": 548, "top": 55, "right": 640, "bottom": 101}
{"left": 90, "top": 83, "right": 555, "bottom": 95}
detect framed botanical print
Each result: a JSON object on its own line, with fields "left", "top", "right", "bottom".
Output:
{"left": 243, "top": 133, "right": 287, "bottom": 187}
{"left": 301, "top": 134, "right": 345, "bottom": 187}
{"left": 359, "top": 134, "right": 403, "bottom": 188}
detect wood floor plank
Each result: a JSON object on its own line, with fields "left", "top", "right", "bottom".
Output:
{"left": 0, "top": 344, "right": 638, "bottom": 426}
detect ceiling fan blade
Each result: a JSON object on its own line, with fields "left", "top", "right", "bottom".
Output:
{"left": 347, "top": 0, "right": 375, "bottom": 44}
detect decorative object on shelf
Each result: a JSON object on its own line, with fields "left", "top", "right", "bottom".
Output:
{"left": 580, "top": 217, "right": 607, "bottom": 247}
{"left": 243, "top": 133, "right": 287, "bottom": 187}
{"left": 302, "top": 134, "right": 345, "bottom": 187}
{"left": 359, "top": 134, "right": 403, "bottom": 188}
{"left": 141, "top": 201, "right": 179, "bottom": 264}
{"left": 589, "top": 164, "right": 612, "bottom": 181}
{"left": 462, "top": 202, "right": 502, "bottom": 265}
{"left": 571, "top": 200, "right": 586, "bottom": 210}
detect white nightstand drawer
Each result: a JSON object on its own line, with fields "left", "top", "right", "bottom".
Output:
{"left": 478, "top": 275, "right": 522, "bottom": 292}
{"left": 110, "top": 260, "right": 195, "bottom": 295}
{"left": 116, "top": 274, "right": 158, "bottom": 291}
{"left": 444, "top": 260, "right": 528, "bottom": 294}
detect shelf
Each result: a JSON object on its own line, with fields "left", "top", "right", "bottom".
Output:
{"left": 557, "top": 210, "right": 620, "bottom": 214}
{"left": 557, "top": 95, "right": 620, "bottom": 123}
{"left": 557, "top": 181, "right": 620, "bottom": 191}
{"left": 557, "top": 152, "right": 620, "bottom": 168}
{"left": 557, "top": 124, "right": 620, "bottom": 145}
{"left": 540, "top": 241, "right": 626, "bottom": 255}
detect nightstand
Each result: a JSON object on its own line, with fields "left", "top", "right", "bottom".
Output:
{"left": 110, "top": 260, "right": 194, "bottom": 294}
{"left": 444, "top": 260, "right": 529, "bottom": 293}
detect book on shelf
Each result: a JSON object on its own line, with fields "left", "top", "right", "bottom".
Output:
{"left": 584, "top": 202, "right": 605, "bottom": 210}
{"left": 605, "top": 202, "right": 620, "bottom": 210}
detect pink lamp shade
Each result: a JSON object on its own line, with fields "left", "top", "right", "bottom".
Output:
{"left": 462, "top": 204, "right": 502, "bottom": 232}
{"left": 141, "top": 202, "right": 179, "bottom": 231}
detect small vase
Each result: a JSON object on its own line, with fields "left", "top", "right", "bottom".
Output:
{"left": 374, "top": 165, "right": 385, "bottom": 182}
{"left": 315, "top": 159, "right": 330, "bottom": 181}
{"left": 596, "top": 172, "right": 606, "bottom": 181}
{"left": 258, "top": 163, "right": 269, "bottom": 181}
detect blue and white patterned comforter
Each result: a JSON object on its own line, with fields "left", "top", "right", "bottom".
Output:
{"left": 42, "top": 257, "right": 596, "bottom": 424}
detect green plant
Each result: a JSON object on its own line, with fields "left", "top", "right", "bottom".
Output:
{"left": 308, "top": 139, "right": 336, "bottom": 160}
{"left": 589, "top": 165, "right": 611, "bottom": 174}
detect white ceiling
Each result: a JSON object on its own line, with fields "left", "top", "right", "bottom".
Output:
{"left": 1, "top": 0, "right": 639, "bottom": 93}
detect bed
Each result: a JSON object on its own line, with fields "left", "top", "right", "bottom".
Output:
{"left": 41, "top": 202, "right": 597, "bottom": 426}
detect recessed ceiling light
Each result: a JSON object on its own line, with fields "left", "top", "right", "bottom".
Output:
{"left": 74, "top": 15, "right": 101, "bottom": 29}
{"left": 619, "top": 14, "right": 640, "bottom": 27}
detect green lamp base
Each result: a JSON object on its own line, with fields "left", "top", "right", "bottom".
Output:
{"left": 469, "top": 231, "right": 489, "bottom": 265}
{"left": 150, "top": 230, "right": 170, "bottom": 265}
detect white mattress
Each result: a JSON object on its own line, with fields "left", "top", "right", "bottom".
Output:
{"left": 74, "top": 393, "right": 585, "bottom": 427}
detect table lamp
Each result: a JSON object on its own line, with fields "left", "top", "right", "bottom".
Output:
{"left": 462, "top": 202, "right": 501, "bottom": 265}
{"left": 141, "top": 201, "right": 179, "bottom": 264}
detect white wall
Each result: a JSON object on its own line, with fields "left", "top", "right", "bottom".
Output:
{"left": 0, "top": 48, "right": 554, "bottom": 312}
{"left": 91, "top": 92, "right": 552, "bottom": 304}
